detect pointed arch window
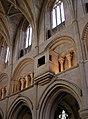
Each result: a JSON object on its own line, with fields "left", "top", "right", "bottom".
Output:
{"left": 51, "top": 0, "right": 65, "bottom": 28}
{"left": 25, "top": 25, "right": 32, "bottom": 48}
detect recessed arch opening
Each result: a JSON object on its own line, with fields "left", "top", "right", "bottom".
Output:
{"left": 17, "top": 105, "right": 32, "bottom": 119}
{"left": 38, "top": 85, "right": 81, "bottom": 119}
{"left": 50, "top": 92, "right": 80, "bottom": 119}
{"left": 8, "top": 101, "right": 32, "bottom": 119}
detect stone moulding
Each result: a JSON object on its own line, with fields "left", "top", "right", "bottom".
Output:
{"left": 34, "top": 72, "right": 54, "bottom": 85}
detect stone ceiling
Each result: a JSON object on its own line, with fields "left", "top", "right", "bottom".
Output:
{"left": 0, "top": 0, "right": 46, "bottom": 44}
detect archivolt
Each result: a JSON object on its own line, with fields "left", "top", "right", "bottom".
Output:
{"left": 12, "top": 58, "right": 34, "bottom": 81}
{"left": 45, "top": 36, "right": 76, "bottom": 51}
{"left": 82, "top": 22, "right": 88, "bottom": 60}
{"left": 38, "top": 78, "right": 82, "bottom": 119}
{"left": 7, "top": 95, "right": 33, "bottom": 119}
{"left": 0, "top": 73, "right": 8, "bottom": 82}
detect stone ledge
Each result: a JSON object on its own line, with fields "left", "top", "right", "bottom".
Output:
{"left": 34, "top": 72, "right": 55, "bottom": 85}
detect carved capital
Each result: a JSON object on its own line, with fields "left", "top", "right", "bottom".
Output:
{"left": 79, "top": 109, "right": 88, "bottom": 119}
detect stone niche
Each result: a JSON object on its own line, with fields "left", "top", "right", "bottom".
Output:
{"left": 34, "top": 49, "right": 59, "bottom": 85}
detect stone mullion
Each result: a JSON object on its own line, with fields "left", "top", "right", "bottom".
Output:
{"left": 21, "top": 78, "right": 25, "bottom": 90}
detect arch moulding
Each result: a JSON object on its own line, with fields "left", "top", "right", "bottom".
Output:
{"left": 7, "top": 95, "right": 33, "bottom": 119}
{"left": 38, "top": 78, "right": 83, "bottom": 119}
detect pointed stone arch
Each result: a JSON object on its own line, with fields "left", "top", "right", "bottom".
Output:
{"left": 7, "top": 95, "right": 33, "bottom": 119}
{"left": 38, "top": 79, "right": 82, "bottom": 119}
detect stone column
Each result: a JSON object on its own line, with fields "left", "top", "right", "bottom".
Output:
{"left": 66, "top": 53, "right": 72, "bottom": 68}
{"left": 30, "top": 73, "right": 33, "bottom": 85}
{"left": 59, "top": 57, "right": 64, "bottom": 72}
{"left": 1, "top": 88, "right": 4, "bottom": 99}
{"left": 25, "top": 76, "right": 29, "bottom": 88}
{"left": 21, "top": 78, "right": 25, "bottom": 90}
{"left": 12, "top": 81, "right": 17, "bottom": 93}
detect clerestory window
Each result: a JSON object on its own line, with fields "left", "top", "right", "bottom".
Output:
{"left": 5, "top": 46, "right": 10, "bottom": 63}
{"left": 51, "top": 0, "right": 65, "bottom": 28}
{"left": 25, "top": 25, "right": 32, "bottom": 48}
{"left": 18, "top": 24, "right": 32, "bottom": 58}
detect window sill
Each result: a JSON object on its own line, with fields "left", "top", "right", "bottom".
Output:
{"left": 47, "top": 21, "right": 65, "bottom": 39}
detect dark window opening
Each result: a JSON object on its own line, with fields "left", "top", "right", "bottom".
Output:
{"left": 0, "top": 114, "right": 2, "bottom": 119}
{"left": 20, "top": 49, "right": 24, "bottom": 58}
{"left": 85, "top": 3, "right": 88, "bottom": 13}
{"left": 38, "top": 56, "right": 45, "bottom": 67}
{"left": 47, "top": 30, "right": 51, "bottom": 38}
{"left": 49, "top": 55, "right": 52, "bottom": 61}
{"left": 59, "top": 62, "right": 61, "bottom": 72}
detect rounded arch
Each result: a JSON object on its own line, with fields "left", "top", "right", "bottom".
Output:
{"left": 7, "top": 95, "right": 33, "bottom": 119}
{"left": 45, "top": 36, "right": 76, "bottom": 50}
{"left": 38, "top": 79, "right": 82, "bottom": 119}
{"left": 45, "top": 36, "right": 77, "bottom": 71}
{"left": 0, "top": 73, "right": 8, "bottom": 81}
{"left": 82, "top": 22, "right": 88, "bottom": 60}
{"left": 12, "top": 58, "right": 34, "bottom": 81}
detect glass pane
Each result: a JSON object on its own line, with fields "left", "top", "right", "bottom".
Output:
{"left": 52, "top": 9, "right": 56, "bottom": 28}
{"left": 5, "top": 47, "right": 10, "bottom": 63}
{"left": 28, "top": 26, "right": 32, "bottom": 46}
{"left": 57, "top": 5, "right": 61, "bottom": 25}
{"left": 61, "top": 2, "right": 65, "bottom": 22}
{"left": 25, "top": 27, "right": 29, "bottom": 48}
